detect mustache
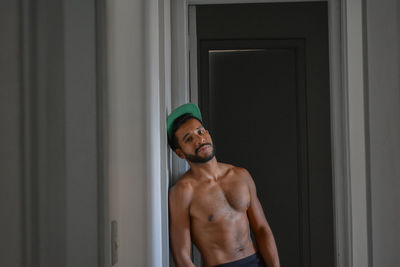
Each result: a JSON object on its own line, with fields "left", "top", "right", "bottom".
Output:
{"left": 196, "top": 143, "right": 212, "bottom": 153}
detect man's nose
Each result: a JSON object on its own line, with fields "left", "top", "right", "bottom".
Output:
{"left": 195, "top": 134, "right": 205, "bottom": 144}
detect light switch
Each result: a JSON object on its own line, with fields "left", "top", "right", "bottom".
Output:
{"left": 111, "top": 220, "right": 118, "bottom": 265}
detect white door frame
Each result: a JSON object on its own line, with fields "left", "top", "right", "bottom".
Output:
{"left": 169, "top": 0, "right": 371, "bottom": 266}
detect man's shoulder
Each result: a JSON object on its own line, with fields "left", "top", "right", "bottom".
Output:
{"left": 220, "top": 162, "right": 252, "bottom": 179}
{"left": 169, "top": 173, "right": 195, "bottom": 199}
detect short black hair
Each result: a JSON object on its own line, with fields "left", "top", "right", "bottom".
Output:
{"left": 168, "top": 113, "right": 203, "bottom": 150}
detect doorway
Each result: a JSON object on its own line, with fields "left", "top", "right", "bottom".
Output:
{"left": 191, "top": 2, "right": 334, "bottom": 266}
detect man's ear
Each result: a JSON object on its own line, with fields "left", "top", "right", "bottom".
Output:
{"left": 174, "top": 148, "right": 185, "bottom": 159}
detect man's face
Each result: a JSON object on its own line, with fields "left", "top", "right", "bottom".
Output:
{"left": 174, "top": 118, "right": 216, "bottom": 163}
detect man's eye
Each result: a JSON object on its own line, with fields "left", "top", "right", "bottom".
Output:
{"left": 185, "top": 137, "right": 192, "bottom": 142}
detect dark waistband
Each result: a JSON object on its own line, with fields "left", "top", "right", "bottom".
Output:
{"left": 215, "top": 252, "right": 264, "bottom": 267}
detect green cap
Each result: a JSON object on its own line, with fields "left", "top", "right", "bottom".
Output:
{"left": 167, "top": 103, "right": 202, "bottom": 140}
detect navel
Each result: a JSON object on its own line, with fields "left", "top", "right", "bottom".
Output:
{"left": 235, "top": 246, "right": 245, "bottom": 253}
{"left": 208, "top": 215, "right": 214, "bottom": 222}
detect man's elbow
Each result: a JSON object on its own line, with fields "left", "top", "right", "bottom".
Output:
{"left": 172, "top": 251, "right": 195, "bottom": 267}
{"left": 253, "top": 224, "right": 273, "bottom": 238}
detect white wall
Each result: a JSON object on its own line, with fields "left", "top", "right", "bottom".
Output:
{"left": 365, "top": 0, "right": 400, "bottom": 266}
{"left": 1, "top": 0, "right": 169, "bottom": 266}
{"left": 106, "top": 0, "right": 148, "bottom": 266}
{"left": 106, "top": 0, "right": 171, "bottom": 265}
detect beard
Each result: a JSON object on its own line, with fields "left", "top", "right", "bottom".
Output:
{"left": 184, "top": 143, "right": 216, "bottom": 163}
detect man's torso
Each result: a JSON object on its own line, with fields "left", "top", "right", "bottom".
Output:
{"left": 178, "top": 163, "right": 256, "bottom": 266}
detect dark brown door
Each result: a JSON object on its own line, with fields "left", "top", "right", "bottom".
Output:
{"left": 196, "top": 3, "right": 334, "bottom": 267}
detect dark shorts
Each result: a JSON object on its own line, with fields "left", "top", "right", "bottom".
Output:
{"left": 215, "top": 252, "right": 266, "bottom": 267}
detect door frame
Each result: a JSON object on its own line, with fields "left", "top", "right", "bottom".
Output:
{"left": 170, "top": 0, "right": 371, "bottom": 266}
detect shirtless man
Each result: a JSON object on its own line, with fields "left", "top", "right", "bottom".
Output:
{"left": 167, "top": 103, "right": 280, "bottom": 267}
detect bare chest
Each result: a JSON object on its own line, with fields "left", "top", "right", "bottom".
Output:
{"left": 190, "top": 179, "right": 250, "bottom": 222}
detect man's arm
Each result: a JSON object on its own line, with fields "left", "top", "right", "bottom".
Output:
{"left": 243, "top": 169, "right": 280, "bottom": 267}
{"left": 169, "top": 181, "right": 195, "bottom": 267}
